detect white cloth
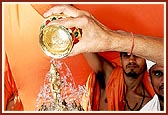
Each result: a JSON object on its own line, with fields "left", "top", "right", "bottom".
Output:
{"left": 146, "top": 60, "right": 156, "bottom": 70}
{"left": 140, "top": 94, "right": 160, "bottom": 111}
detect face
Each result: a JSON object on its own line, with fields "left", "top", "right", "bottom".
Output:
{"left": 149, "top": 64, "right": 164, "bottom": 97}
{"left": 120, "top": 52, "right": 146, "bottom": 78}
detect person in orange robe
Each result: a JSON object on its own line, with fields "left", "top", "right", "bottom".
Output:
{"left": 82, "top": 53, "right": 155, "bottom": 111}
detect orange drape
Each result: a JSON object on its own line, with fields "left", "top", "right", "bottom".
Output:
{"left": 4, "top": 54, "right": 24, "bottom": 110}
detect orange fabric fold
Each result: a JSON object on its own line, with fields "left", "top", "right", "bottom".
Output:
{"left": 84, "top": 65, "right": 155, "bottom": 111}
{"left": 4, "top": 54, "right": 24, "bottom": 111}
{"left": 106, "top": 66, "right": 125, "bottom": 110}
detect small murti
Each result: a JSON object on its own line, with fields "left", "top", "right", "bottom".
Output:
{"left": 35, "top": 13, "right": 87, "bottom": 111}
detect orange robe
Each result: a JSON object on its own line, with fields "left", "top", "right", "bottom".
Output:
{"left": 84, "top": 65, "right": 155, "bottom": 111}
{"left": 4, "top": 54, "right": 24, "bottom": 111}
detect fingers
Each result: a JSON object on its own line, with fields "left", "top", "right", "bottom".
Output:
{"left": 43, "top": 4, "right": 89, "bottom": 29}
{"left": 43, "top": 4, "right": 80, "bottom": 18}
{"left": 48, "top": 16, "right": 87, "bottom": 29}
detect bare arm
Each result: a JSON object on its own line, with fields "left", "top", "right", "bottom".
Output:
{"left": 106, "top": 30, "right": 164, "bottom": 65}
{"left": 43, "top": 5, "right": 164, "bottom": 66}
{"left": 83, "top": 53, "right": 114, "bottom": 82}
{"left": 83, "top": 53, "right": 103, "bottom": 73}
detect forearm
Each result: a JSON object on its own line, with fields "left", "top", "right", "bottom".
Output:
{"left": 105, "top": 30, "right": 164, "bottom": 65}
{"left": 83, "top": 53, "right": 115, "bottom": 74}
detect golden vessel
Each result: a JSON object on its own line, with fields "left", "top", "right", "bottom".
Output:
{"left": 39, "top": 13, "right": 81, "bottom": 59}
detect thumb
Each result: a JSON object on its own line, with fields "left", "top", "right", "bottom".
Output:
{"left": 69, "top": 44, "right": 83, "bottom": 56}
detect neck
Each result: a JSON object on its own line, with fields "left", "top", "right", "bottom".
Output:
{"left": 160, "top": 100, "right": 164, "bottom": 111}
{"left": 158, "top": 95, "right": 164, "bottom": 111}
{"left": 124, "top": 73, "right": 144, "bottom": 91}
{"left": 124, "top": 81, "right": 145, "bottom": 111}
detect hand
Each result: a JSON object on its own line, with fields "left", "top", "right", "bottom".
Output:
{"left": 43, "top": 5, "right": 113, "bottom": 56}
{"left": 6, "top": 95, "right": 23, "bottom": 111}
